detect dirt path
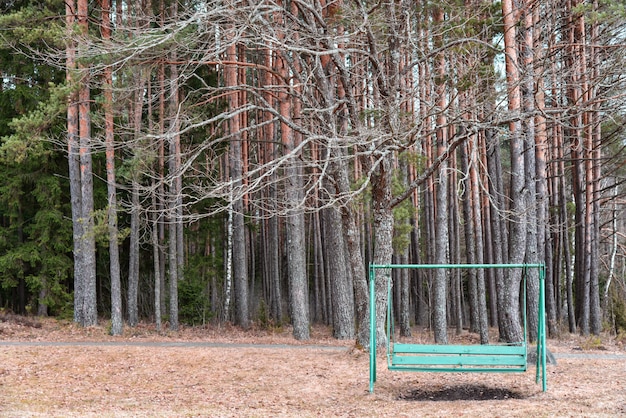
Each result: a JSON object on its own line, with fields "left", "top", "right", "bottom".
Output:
{"left": 0, "top": 340, "right": 347, "bottom": 350}
{"left": 2, "top": 339, "right": 626, "bottom": 360}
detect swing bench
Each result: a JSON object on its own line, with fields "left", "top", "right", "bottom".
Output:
{"left": 368, "top": 263, "right": 547, "bottom": 393}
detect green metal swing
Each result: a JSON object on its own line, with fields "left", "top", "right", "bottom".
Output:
{"left": 368, "top": 263, "right": 547, "bottom": 393}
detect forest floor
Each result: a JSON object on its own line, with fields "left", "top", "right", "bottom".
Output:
{"left": 1, "top": 313, "right": 625, "bottom": 417}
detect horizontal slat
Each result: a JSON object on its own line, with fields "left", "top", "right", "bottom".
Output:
{"left": 393, "top": 343, "right": 526, "bottom": 356}
{"left": 387, "top": 364, "right": 528, "bottom": 373}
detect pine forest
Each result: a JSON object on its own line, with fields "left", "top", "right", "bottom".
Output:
{"left": 1, "top": 0, "right": 626, "bottom": 347}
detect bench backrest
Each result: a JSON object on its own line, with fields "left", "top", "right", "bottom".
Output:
{"left": 390, "top": 342, "right": 527, "bottom": 370}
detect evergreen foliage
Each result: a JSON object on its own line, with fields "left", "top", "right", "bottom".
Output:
{"left": 0, "top": 0, "right": 624, "bottom": 345}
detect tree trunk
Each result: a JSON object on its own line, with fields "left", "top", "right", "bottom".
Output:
{"left": 128, "top": 181, "right": 140, "bottom": 327}
{"left": 323, "top": 206, "right": 355, "bottom": 339}
{"left": 448, "top": 155, "right": 462, "bottom": 336}
{"left": 470, "top": 146, "right": 489, "bottom": 344}
{"left": 167, "top": 68, "right": 180, "bottom": 331}
{"left": 486, "top": 130, "right": 505, "bottom": 330}
{"left": 157, "top": 58, "right": 167, "bottom": 321}
{"left": 371, "top": 157, "right": 394, "bottom": 348}
{"left": 589, "top": 18, "right": 602, "bottom": 335}
{"left": 459, "top": 140, "right": 479, "bottom": 334}
{"left": 268, "top": 207, "right": 282, "bottom": 324}
{"left": 285, "top": 191, "right": 309, "bottom": 340}
{"left": 522, "top": 4, "right": 539, "bottom": 342}
{"left": 66, "top": 0, "right": 84, "bottom": 326}
{"left": 168, "top": 212, "right": 179, "bottom": 330}
{"left": 533, "top": 4, "right": 557, "bottom": 337}
{"left": 558, "top": 136, "right": 576, "bottom": 332}
{"left": 101, "top": 0, "right": 122, "bottom": 336}
{"left": 500, "top": 0, "right": 525, "bottom": 343}
{"left": 432, "top": 6, "right": 449, "bottom": 345}
{"left": 77, "top": 0, "right": 97, "bottom": 327}
{"left": 433, "top": 159, "right": 449, "bottom": 344}
{"left": 152, "top": 185, "right": 162, "bottom": 331}
{"left": 223, "top": 194, "right": 233, "bottom": 323}
{"left": 398, "top": 253, "right": 412, "bottom": 338}
{"left": 330, "top": 159, "right": 369, "bottom": 346}
{"left": 167, "top": 0, "right": 182, "bottom": 331}
{"left": 314, "top": 211, "right": 328, "bottom": 325}
{"left": 278, "top": 87, "right": 309, "bottom": 340}
{"left": 128, "top": 61, "right": 145, "bottom": 328}
{"left": 226, "top": 42, "right": 250, "bottom": 329}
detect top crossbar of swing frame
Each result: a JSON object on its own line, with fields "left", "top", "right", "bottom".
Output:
{"left": 368, "top": 263, "right": 547, "bottom": 393}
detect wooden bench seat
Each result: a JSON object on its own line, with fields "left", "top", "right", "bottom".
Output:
{"left": 389, "top": 343, "right": 527, "bottom": 373}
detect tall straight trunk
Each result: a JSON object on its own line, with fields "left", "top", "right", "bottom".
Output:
{"left": 323, "top": 205, "right": 355, "bottom": 339}
{"left": 143, "top": 18, "right": 160, "bottom": 331}
{"left": 168, "top": 33, "right": 181, "bottom": 332}
{"left": 395, "top": 156, "right": 413, "bottom": 338}
{"left": 230, "top": 150, "right": 250, "bottom": 329}
{"left": 168, "top": 214, "right": 179, "bottom": 330}
{"left": 289, "top": 1, "right": 308, "bottom": 339}
{"left": 314, "top": 211, "right": 328, "bottom": 324}
{"left": 589, "top": 17, "right": 602, "bottom": 335}
{"left": 548, "top": 110, "right": 561, "bottom": 325}
{"left": 557, "top": 126, "right": 576, "bottom": 331}
{"left": 225, "top": 42, "right": 249, "bottom": 329}
{"left": 268, "top": 205, "right": 282, "bottom": 323}
{"left": 310, "top": 215, "right": 321, "bottom": 323}
{"left": 500, "top": 0, "right": 525, "bottom": 343}
{"left": 128, "top": 67, "right": 145, "bottom": 328}
{"left": 275, "top": 45, "right": 308, "bottom": 340}
{"left": 77, "top": 0, "right": 97, "bottom": 327}
{"left": 522, "top": 5, "right": 539, "bottom": 342}
{"left": 166, "top": 0, "right": 183, "bottom": 331}
{"left": 263, "top": 47, "right": 282, "bottom": 324}
{"left": 478, "top": 130, "right": 498, "bottom": 328}
{"left": 486, "top": 129, "right": 506, "bottom": 331}
{"left": 472, "top": 199, "right": 489, "bottom": 343}
{"left": 469, "top": 132, "right": 489, "bottom": 343}
{"left": 285, "top": 179, "right": 308, "bottom": 340}
{"left": 459, "top": 140, "right": 479, "bottom": 333}
{"left": 398, "top": 253, "right": 411, "bottom": 338}
{"left": 223, "top": 188, "right": 233, "bottom": 323}
{"left": 567, "top": 0, "right": 589, "bottom": 335}
{"left": 432, "top": 6, "right": 448, "bottom": 345}
{"left": 411, "top": 217, "right": 428, "bottom": 327}
{"left": 330, "top": 155, "right": 369, "bottom": 345}
{"left": 572, "top": 153, "right": 587, "bottom": 334}
{"left": 433, "top": 151, "right": 449, "bottom": 344}
{"left": 66, "top": 1, "right": 84, "bottom": 325}
{"left": 448, "top": 154, "right": 462, "bottom": 335}
{"left": 101, "top": 0, "right": 122, "bottom": 336}
{"left": 577, "top": 9, "right": 592, "bottom": 336}
{"left": 128, "top": 181, "right": 140, "bottom": 327}
{"left": 604, "top": 184, "right": 619, "bottom": 312}
{"left": 152, "top": 185, "right": 162, "bottom": 331}
{"left": 533, "top": 6, "right": 557, "bottom": 337}
{"left": 371, "top": 159, "right": 394, "bottom": 348}
{"left": 157, "top": 58, "right": 167, "bottom": 319}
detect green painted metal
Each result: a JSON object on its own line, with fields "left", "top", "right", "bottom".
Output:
{"left": 368, "top": 263, "right": 547, "bottom": 393}
{"left": 391, "top": 355, "right": 527, "bottom": 367}
{"left": 368, "top": 266, "right": 376, "bottom": 392}
{"left": 393, "top": 343, "right": 526, "bottom": 355}
{"left": 537, "top": 265, "right": 547, "bottom": 391}
{"left": 387, "top": 365, "right": 527, "bottom": 373}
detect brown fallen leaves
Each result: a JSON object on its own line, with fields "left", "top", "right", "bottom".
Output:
{"left": 1, "top": 316, "right": 625, "bottom": 417}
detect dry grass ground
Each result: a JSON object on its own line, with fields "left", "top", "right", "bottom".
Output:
{"left": 1, "top": 315, "right": 625, "bottom": 417}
